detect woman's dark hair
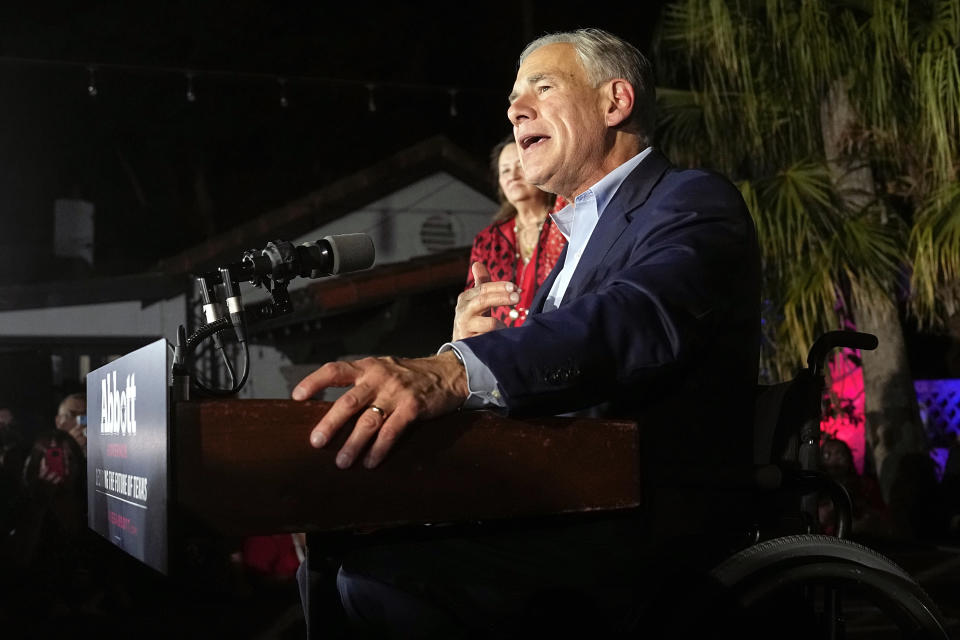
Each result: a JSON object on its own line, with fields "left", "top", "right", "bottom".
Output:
{"left": 488, "top": 134, "right": 556, "bottom": 224}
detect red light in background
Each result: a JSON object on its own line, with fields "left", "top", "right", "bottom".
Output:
{"left": 821, "top": 348, "right": 866, "bottom": 475}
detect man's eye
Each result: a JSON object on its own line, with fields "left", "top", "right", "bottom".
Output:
{"left": 536, "top": 85, "right": 551, "bottom": 94}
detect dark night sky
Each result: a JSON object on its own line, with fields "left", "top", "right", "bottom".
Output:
{"left": 0, "top": 1, "right": 667, "bottom": 284}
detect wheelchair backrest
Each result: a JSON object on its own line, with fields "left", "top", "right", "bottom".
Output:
{"left": 753, "top": 369, "right": 823, "bottom": 470}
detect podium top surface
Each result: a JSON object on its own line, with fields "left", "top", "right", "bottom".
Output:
{"left": 173, "top": 399, "right": 642, "bottom": 536}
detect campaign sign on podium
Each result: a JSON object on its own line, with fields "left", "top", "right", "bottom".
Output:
{"left": 87, "top": 338, "right": 169, "bottom": 574}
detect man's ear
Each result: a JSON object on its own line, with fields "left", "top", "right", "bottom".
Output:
{"left": 604, "top": 79, "right": 635, "bottom": 128}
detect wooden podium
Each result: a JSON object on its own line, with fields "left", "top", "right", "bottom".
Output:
{"left": 172, "top": 399, "right": 642, "bottom": 537}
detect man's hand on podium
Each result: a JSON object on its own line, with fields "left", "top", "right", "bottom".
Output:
{"left": 292, "top": 350, "right": 469, "bottom": 470}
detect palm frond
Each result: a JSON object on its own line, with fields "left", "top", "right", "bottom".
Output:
{"left": 654, "top": 87, "right": 709, "bottom": 168}
{"left": 832, "top": 210, "right": 907, "bottom": 300}
{"left": 779, "top": 250, "right": 842, "bottom": 371}
{"left": 654, "top": 0, "right": 960, "bottom": 376}
{"left": 909, "top": 181, "right": 960, "bottom": 324}
{"left": 753, "top": 160, "right": 841, "bottom": 261}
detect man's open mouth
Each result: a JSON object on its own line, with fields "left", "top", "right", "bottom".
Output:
{"left": 519, "top": 135, "right": 548, "bottom": 150}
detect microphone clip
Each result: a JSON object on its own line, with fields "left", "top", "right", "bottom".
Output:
{"left": 243, "top": 241, "right": 298, "bottom": 289}
{"left": 240, "top": 246, "right": 295, "bottom": 321}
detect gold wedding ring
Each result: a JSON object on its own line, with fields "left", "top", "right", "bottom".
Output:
{"left": 369, "top": 405, "right": 385, "bottom": 417}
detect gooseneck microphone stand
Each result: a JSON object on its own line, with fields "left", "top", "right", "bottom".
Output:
{"left": 169, "top": 234, "right": 375, "bottom": 401}
{"left": 170, "top": 244, "right": 299, "bottom": 401}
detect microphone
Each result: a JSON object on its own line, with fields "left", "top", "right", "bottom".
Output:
{"left": 236, "top": 233, "right": 376, "bottom": 285}
{"left": 303, "top": 233, "right": 377, "bottom": 277}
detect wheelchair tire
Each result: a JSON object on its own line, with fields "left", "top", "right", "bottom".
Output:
{"left": 711, "top": 534, "right": 916, "bottom": 583}
{"left": 708, "top": 534, "right": 951, "bottom": 639}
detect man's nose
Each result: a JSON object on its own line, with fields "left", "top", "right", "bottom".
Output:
{"left": 507, "top": 96, "right": 532, "bottom": 126}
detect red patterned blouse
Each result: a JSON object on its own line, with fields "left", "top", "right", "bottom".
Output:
{"left": 465, "top": 198, "right": 568, "bottom": 327}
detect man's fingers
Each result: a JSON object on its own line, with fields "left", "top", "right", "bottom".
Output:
{"left": 452, "top": 280, "right": 519, "bottom": 341}
{"left": 457, "top": 281, "right": 520, "bottom": 314}
{"left": 309, "top": 384, "right": 374, "bottom": 450}
{"left": 472, "top": 288, "right": 519, "bottom": 313}
{"left": 335, "top": 403, "right": 387, "bottom": 469}
{"left": 296, "top": 353, "right": 468, "bottom": 470}
{"left": 293, "top": 361, "right": 358, "bottom": 401}
{"left": 472, "top": 261, "right": 492, "bottom": 287}
{"left": 363, "top": 401, "right": 418, "bottom": 469}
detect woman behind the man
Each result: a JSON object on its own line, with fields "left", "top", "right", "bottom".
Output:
{"left": 463, "top": 135, "right": 567, "bottom": 328}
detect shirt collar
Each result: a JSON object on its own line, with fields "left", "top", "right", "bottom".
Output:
{"left": 549, "top": 146, "right": 652, "bottom": 240}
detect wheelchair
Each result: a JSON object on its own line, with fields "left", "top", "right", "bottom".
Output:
{"left": 695, "top": 331, "right": 953, "bottom": 639}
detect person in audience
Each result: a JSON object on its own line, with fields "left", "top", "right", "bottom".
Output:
{"left": 941, "top": 432, "right": 960, "bottom": 538}
{"left": 0, "top": 403, "right": 27, "bottom": 560}
{"left": 886, "top": 449, "right": 947, "bottom": 541}
{"left": 818, "top": 436, "right": 893, "bottom": 538}
{"left": 0, "top": 404, "right": 27, "bottom": 487}
{"left": 55, "top": 391, "right": 87, "bottom": 456}
{"left": 0, "top": 428, "right": 98, "bottom": 630}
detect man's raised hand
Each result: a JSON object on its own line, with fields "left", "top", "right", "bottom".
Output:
{"left": 452, "top": 261, "right": 516, "bottom": 341}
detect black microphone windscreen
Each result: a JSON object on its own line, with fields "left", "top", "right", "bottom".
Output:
{"left": 324, "top": 233, "right": 375, "bottom": 274}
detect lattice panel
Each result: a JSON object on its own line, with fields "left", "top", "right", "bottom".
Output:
{"left": 914, "top": 379, "right": 960, "bottom": 445}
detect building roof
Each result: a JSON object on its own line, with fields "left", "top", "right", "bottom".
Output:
{"left": 0, "top": 136, "right": 489, "bottom": 313}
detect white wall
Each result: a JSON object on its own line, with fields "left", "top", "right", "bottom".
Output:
{"left": 240, "top": 171, "right": 494, "bottom": 305}
{"left": 303, "top": 171, "right": 493, "bottom": 264}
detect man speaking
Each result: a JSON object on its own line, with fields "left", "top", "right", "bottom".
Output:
{"left": 293, "top": 27, "right": 760, "bottom": 638}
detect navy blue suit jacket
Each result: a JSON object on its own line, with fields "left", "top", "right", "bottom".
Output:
{"left": 463, "top": 149, "right": 761, "bottom": 524}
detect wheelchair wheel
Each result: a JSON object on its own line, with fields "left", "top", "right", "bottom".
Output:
{"left": 708, "top": 534, "right": 951, "bottom": 639}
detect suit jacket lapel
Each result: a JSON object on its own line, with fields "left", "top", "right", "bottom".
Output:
{"left": 559, "top": 149, "right": 673, "bottom": 304}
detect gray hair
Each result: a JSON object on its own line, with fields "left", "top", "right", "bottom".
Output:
{"left": 519, "top": 28, "right": 656, "bottom": 145}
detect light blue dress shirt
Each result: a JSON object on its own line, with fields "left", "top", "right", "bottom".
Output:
{"left": 440, "top": 147, "right": 653, "bottom": 409}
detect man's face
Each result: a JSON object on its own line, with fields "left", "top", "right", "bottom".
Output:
{"left": 507, "top": 43, "right": 608, "bottom": 199}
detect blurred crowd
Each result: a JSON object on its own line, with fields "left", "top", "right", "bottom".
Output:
{"left": 0, "top": 391, "right": 305, "bottom": 638}
{"left": 816, "top": 434, "right": 960, "bottom": 543}
{"left": 0, "top": 391, "right": 115, "bottom": 635}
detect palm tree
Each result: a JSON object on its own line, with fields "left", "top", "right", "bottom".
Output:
{"left": 653, "top": 0, "right": 960, "bottom": 509}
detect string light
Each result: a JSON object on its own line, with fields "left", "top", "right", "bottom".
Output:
{"left": 278, "top": 77, "right": 288, "bottom": 108}
{"left": 0, "top": 56, "right": 495, "bottom": 114}
{"left": 86, "top": 66, "right": 97, "bottom": 97}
